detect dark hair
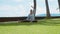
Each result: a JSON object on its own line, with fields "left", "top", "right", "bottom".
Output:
{"left": 30, "top": 9, "right": 32, "bottom": 12}
{"left": 30, "top": 9, "right": 33, "bottom": 14}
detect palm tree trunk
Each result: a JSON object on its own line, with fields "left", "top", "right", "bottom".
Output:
{"left": 58, "top": 0, "right": 60, "bottom": 11}
{"left": 45, "top": 0, "right": 51, "bottom": 18}
{"left": 33, "top": 0, "right": 36, "bottom": 16}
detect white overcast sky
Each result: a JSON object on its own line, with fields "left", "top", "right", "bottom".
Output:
{"left": 0, "top": 0, "right": 60, "bottom": 17}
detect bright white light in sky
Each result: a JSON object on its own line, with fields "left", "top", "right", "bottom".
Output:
{"left": 0, "top": 0, "right": 60, "bottom": 17}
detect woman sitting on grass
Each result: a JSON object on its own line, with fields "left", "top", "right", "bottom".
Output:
{"left": 26, "top": 9, "right": 35, "bottom": 22}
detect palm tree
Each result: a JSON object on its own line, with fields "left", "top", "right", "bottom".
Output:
{"left": 33, "top": 0, "right": 36, "bottom": 16}
{"left": 58, "top": 0, "right": 60, "bottom": 11}
{"left": 45, "top": 0, "right": 51, "bottom": 18}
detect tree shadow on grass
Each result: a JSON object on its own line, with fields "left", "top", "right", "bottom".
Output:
{"left": 0, "top": 21, "right": 39, "bottom": 26}
{"left": 38, "top": 20, "right": 60, "bottom": 26}
{"left": 0, "top": 21, "right": 60, "bottom": 26}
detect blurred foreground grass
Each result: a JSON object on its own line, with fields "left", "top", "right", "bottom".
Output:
{"left": 0, "top": 18, "right": 60, "bottom": 34}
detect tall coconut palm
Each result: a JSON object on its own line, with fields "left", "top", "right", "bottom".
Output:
{"left": 33, "top": 0, "right": 36, "bottom": 16}
{"left": 45, "top": 0, "right": 51, "bottom": 18}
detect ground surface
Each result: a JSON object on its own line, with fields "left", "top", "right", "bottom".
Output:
{"left": 0, "top": 18, "right": 60, "bottom": 34}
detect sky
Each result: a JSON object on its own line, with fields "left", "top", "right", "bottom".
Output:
{"left": 0, "top": 0, "right": 60, "bottom": 17}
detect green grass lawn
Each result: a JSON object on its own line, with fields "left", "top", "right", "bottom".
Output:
{"left": 0, "top": 18, "right": 60, "bottom": 34}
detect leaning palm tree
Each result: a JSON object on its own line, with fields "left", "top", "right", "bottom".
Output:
{"left": 58, "top": 0, "right": 60, "bottom": 11}
{"left": 45, "top": 0, "right": 51, "bottom": 18}
{"left": 33, "top": 0, "right": 36, "bottom": 16}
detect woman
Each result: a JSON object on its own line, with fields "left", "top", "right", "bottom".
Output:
{"left": 26, "top": 9, "right": 35, "bottom": 22}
